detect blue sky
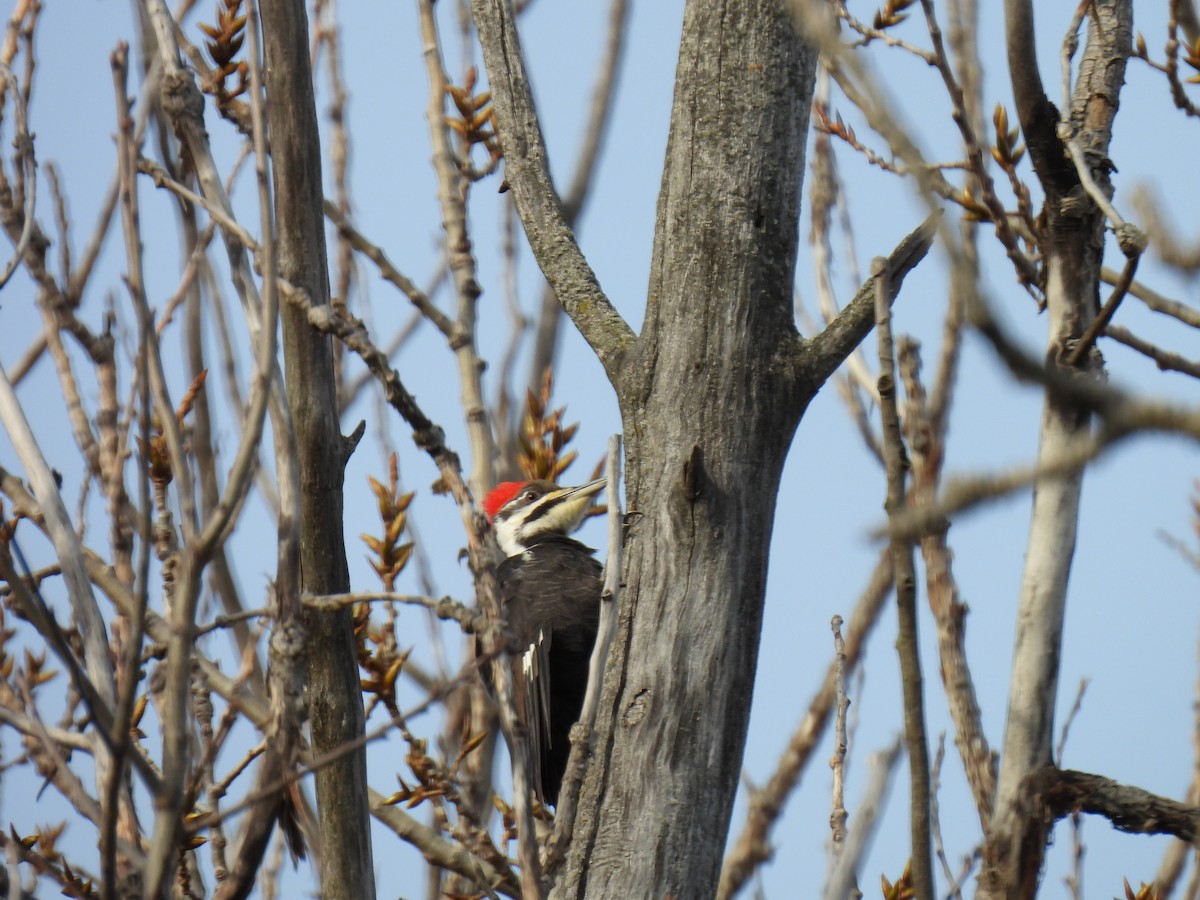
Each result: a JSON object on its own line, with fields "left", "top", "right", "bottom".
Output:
{"left": 3, "top": 0, "right": 1198, "bottom": 896}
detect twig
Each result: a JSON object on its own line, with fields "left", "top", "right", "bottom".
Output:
{"left": 930, "top": 734, "right": 965, "bottom": 899}
{"left": 138, "top": 158, "right": 258, "bottom": 252}
{"left": 807, "top": 72, "right": 882, "bottom": 461}
{"left": 828, "top": 615, "right": 850, "bottom": 861}
{"left": 371, "top": 789, "right": 520, "bottom": 898}
{"left": 1064, "top": 253, "right": 1139, "bottom": 368}
{"left": 416, "top": 0, "right": 496, "bottom": 501}
{"left": 102, "top": 47, "right": 146, "bottom": 900}
{"left": 881, "top": 429, "right": 1109, "bottom": 541}
{"left": 338, "top": 268, "right": 446, "bottom": 414}
{"left": 303, "top": 590, "right": 484, "bottom": 633}
{"left": 898, "top": 337, "right": 994, "bottom": 824}
{"left": 1058, "top": 126, "right": 1147, "bottom": 258}
{"left": 1058, "top": 0, "right": 1088, "bottom": 119}
{"left": 14, "top": 676, "right": 104, "bottom": 829}
{"left": 1133, "top": 183, "right": 1200, "bottom": 269}
{"left": 191, "top": 20, "right": 279, "bottom": 568}
{"left": 917, "top": 0, "right": 1042, "bottom": 298}
{"left": 1105, "top": 266, "right": 1200, "bottom": 329}
{"left": 1154, "top": 617, "right": 1200, "bottom": 892}
{"left": 0, "top": 706, "right": 92, "bottom": 752}
{"left": 835, "top": 1, "right": 938, "bottom": 61}
{"left": 311, "top": 0, "right": 355, "bottom": 323}
{"left": 1054, "top": 678, "right": 1090, "bottom": 767}
{"left": 323, "top": 200, "right": 455, "bottom": 339}
{"left": 0, "top": 369, "right": 123, "bottom": 797}
{"left": 1064, "top": 811, "right": 1084, "bottom": 900}
{"left": 803, "top": 213, "right": 940, "bottom": 388}
{"left": 1106, "top": 326, "right": 1200, "bottom": 380}
{"left": 6, "top": 333, "right": 46, "bottom": 385}
{"left": 822, "top": 738, "right": 905, "bottom": 900}
{"left": 0, "top": 63, "right": 36, "bottom": 290}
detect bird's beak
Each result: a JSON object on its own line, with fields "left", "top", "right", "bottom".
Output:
{"left": 563, "top": 478, "right": 606, "bottom": 501}
{"left": 537, "top": 478, "right": 606, "bottom": 535}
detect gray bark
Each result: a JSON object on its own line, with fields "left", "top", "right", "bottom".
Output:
{"left": 474, "top": 0, "right": 936, "bottom": 894}
{"left": 979, "top": 2, "right": 1132, "bottom": 895}
{"left": 258, "top": 1, "right": 376, "bottom": 897}
{"left": 557, "top": 1, "right": 817, "bottom": 894}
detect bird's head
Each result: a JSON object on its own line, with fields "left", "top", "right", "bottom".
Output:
{"left": 484, "top": 478, "right": 606, "bottom": 557}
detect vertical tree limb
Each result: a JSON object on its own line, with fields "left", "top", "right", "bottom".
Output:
{"left": 873, "top": 258, "right": 934, "bottom": 898}
{"left": 980, "top": 2, "right": 1132, "bottom": 894}
{"left": 470, "top": 0, "right": 635, "bottom": 378}
{"left": 525, "top": 0, "right": 630, "bottom": 392}
{"left": 256, "top": 0, "right": 375, "bottom": 897}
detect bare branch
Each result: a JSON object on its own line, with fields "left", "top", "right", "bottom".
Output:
{"left": 0, "top": 63, "right": 36, "bottom": 290}
{"left": 323, "top": 200, "right": 455, "bottom": 339}
{"left": 1105, "top": 265, "right": 1200, "bottom": 329}
{"left": 873, "top": 257, "right": 934, "bottom": 898}
{"left": 1054, "top": 678, "right": 1090, "bottom": 766}
{"left": 370, "top": 789, "right": 520, "bottom": 898}
{"left": 416, "top": 0, "right": 496, "bottom": 500}
{"left": 526, "top": 0, "right": 630, "bottom": 390}
{"left": 803, "top": 213, "right": 939, "bottom": 387}
{"left": 1029, "top": 768, "right": 1200, "bottom": 842}
{"left": 827, "top": 615, "right": 850, "bottom": 860}
{"left": 303, "top": 590, "right": 484, "bottom": 633}
{"left": 821, "top": 738, "right": 905, "bottom": 900}
{"left": 1106, "top": 325, "right": 1200, "bottom": 379}
{"left": 470, "top": 0, "right": 635, "bottom": 379}
{"left": 1064, "top": 255, "right": 1138, "bottom": 367}
{"left": 898, "top": 337, "right": 994, "bottom": 824}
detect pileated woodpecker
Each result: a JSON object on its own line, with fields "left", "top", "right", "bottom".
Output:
{"left": 482, "top": 478, "right": 606, "bottom": 806}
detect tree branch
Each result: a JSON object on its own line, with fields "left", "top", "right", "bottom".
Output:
{"left": 873, "top": 258, "right": 934, "bottom": 899}
{"left": 526, "top": 0, "right": 630, "bottom": 391}
{"left": 802, "top": 213, "right": 939, "bottom": 388}
{"left": 1004, "top": 0, "right": 1075, "bottom": 194}
{"left": 470, "top": 0, "right": 635, "bottom": 380}
{"left": 1028, "top": 767, "right": 1200, "bottom": 842}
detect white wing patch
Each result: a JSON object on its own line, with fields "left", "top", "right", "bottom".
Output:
{"left": 520, "top": 627, "right": 555, "bottom": 801}
{"left": 522, "top": 629, "right": 544, "bottom": 679}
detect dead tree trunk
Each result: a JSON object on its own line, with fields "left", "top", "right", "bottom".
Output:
{"left": 556, "top": 1, "right": 817, "bottom": 894}
{"left": 474, "top": 0, "right": 939, "bottom": 893}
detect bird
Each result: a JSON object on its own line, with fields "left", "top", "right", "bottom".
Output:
{"left": 481, "top": 477, "right": 606, "bottom": 807}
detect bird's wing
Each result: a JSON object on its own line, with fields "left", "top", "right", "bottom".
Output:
{"left": 497, "top": 555, "right": 553, "bottom": 803}
{"left": 519, "top": 625, "right": 552, "bottom": 801}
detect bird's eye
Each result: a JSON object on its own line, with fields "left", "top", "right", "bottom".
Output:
{"left": 523, "top": 491, "right": 538, "bottom": 502}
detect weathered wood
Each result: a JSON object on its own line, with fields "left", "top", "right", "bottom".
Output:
{"left": 980, "top": 2, "right": 1132, "bottom": 896}
{"left": 257, "top": 1, "right": 376, "bottom": 897}
{"left": 558, "top": 1, "right": 817, "bottom": 895}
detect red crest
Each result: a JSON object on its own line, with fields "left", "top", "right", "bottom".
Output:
{"left": 483, "top": 481, "right": 525, "bottom": 522}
